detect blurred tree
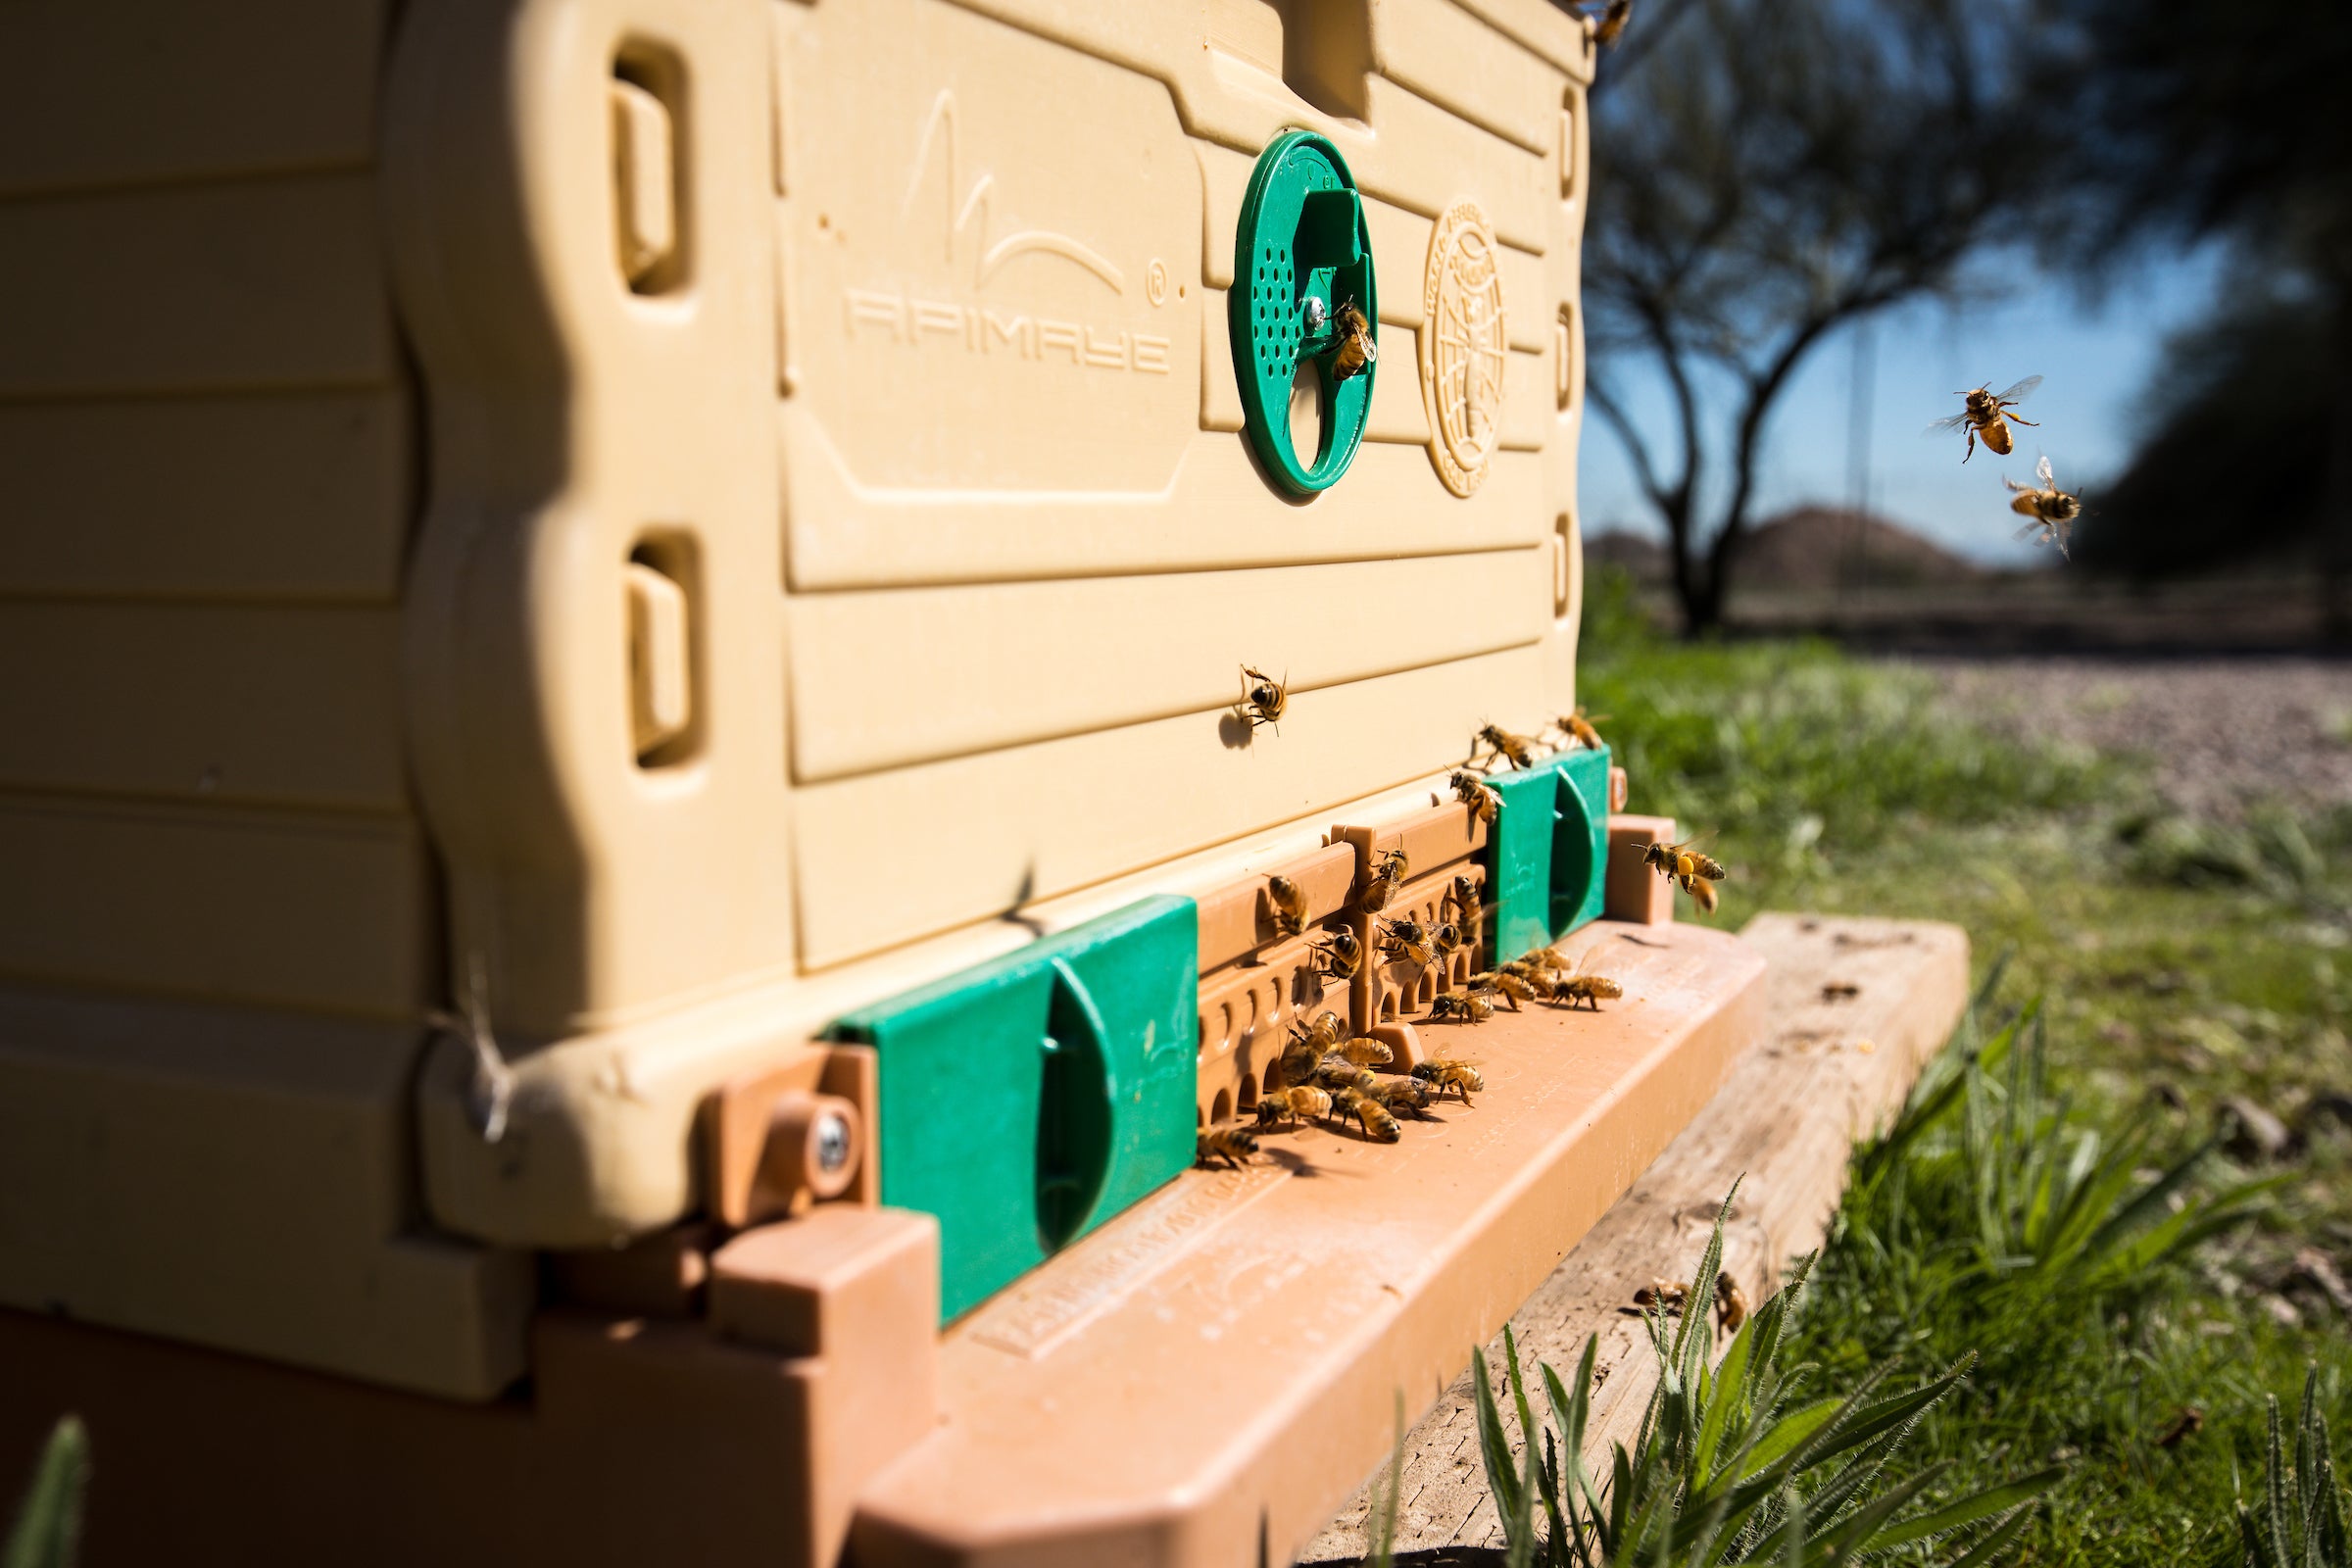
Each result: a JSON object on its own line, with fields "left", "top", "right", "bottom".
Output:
{"left": 2052, "top": 0, "right": 2352, "bottom": 625}
{"left": 1583, "top": 0, "right": 2045, "bottom": 634}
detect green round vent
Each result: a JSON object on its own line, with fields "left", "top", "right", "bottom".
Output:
{"left": 1229, "top": 130, "right": 1379, "bottom": 495}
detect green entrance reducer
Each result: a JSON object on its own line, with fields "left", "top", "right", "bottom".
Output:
{"left": 1230, "top": 130, "right": 1380, "bottom": 495}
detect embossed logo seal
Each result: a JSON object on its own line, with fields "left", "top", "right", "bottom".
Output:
{"left": 1418, "top": 200, "right": 1508, "bottom": 497}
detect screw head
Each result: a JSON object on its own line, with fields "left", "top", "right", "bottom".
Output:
{"left": 813, "top": 1111, "right": 853, "bottom": 1174}
{"left": 1302, "top": 296, "right": 1328, "bottom": 333}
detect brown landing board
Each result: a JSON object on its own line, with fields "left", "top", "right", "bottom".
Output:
{"left": 1298, "top": 911, "right": 1970, "bottom": 1562}
{"left": 850, "top": 919, "right": 1768, "bottom": 1568}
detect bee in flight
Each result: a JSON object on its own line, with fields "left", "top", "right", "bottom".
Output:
{"left": 1197, "top": 1125, "right": 1259, "bottom": 1169}
{"left": 1359, "top": 847, "right": 1409, "bottom": 913}
{"left": 1642, "top": 834, "right": 1726, "bottom": 896}
{"left": 1592, "top": 0, "right": 1632, "bottom": 46}
{"left": 1329, "top": 298, "right": 1378, "bottom": 380}
{"left": 1265, "top": 874, "right": 1307, "bottom": 939}
{"left": 1449, "top": 769, "right": 1500, "bottom": 826}
{"left": 1309, "top": 927, "right": 1364, "bottom": 983}
{"left": 1554, "top": 708, "right": 1610, "bottom": 751}
{"left": 1331, "top": 1086, "right": 1402, "bottom": 1143}
{"left": 1427, "top": 991, "right": 1494, "bottom": 1024}
{"left": 1239, "top": 664, "right": 1288, "bottom": 732}
{"left": 1929, "top": 375, "right": 2041, "bottom": 463}
{"left": 1413, "top": 1057, "right": 1485, "bottom": 1105}
{"left": 1476, "top": 724, "right": 1542, "bottom": 771}
{"left": 2005, "top": 455, "right": 2082, "bottom": 561}
{"left": 1255, "top": 1084, "right": 1332, "bottom": 1128}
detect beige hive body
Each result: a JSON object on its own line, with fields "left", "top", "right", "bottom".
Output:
{"left": 0, "top": 0, "right": 1648, "bottom": 1559}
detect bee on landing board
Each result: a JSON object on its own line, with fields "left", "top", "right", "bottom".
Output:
{"left": 1330, "top": 1087, "right": 1401, "bottom": 1143}
{"left": 1413, "top": 1057, "right": 1485, "bottom": 1104}
{"left": 1197, "top": 1125, "right": 1259, "bottom": 1169}
{"left": 1449, "top": 769, "right": 1500, "bottom": 826}
{"left": 1473, "top": 968, "right": 1537, "bottom": 1010}
{"left": 2005, "top": 455, "right": 2082, "bottom": 561}
{"left": 1265, "top": 874, "right": 1307, "bottom": 940}
{"left": 1332, "top": 1035, "right": 1394, "bottom": 1067}
{"left": 1316, "top": 1059, "right": 1379, "bottom": 1097}
{"left": 1239, "top": 664, "right": 1288, "bottom": 732}
{"left": 1328, "top": 298, "right": 1379, "bottom": 380}
{"left": 1255, "top": 1085, "right": 1332, "bottom": 1128}
{"left": 1427, "top": 992, "right": 1494, "bottom": 1025}
{"left": 1554, "top": 708, "right": 1610, "bottom": 751}
{"left": 1929, "top": 375, "right": 2041, "bottom": 463}
{"left": 1553, "top": 966, "right": 1624, "bottom": 1011}
{"left": 1476, "top": 724, "right": 1542, "bottom": 771}
{"left": 1359, "top": 848, "right": 1409, "bottom": 913}
{"left": 1367, "top": 1078, "right": 1439, "bottom": 1119}
{"left": 1309, "top": 927, "right": 1364, "bottom": 984}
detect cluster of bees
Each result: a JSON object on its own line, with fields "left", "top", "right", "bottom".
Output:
{"left": 1933, "top": 377, "right": 2083, "bottom": 561}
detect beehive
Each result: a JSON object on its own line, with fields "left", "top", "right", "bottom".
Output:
{"left": 0, "top": 0, "right": 1600, "bottom": 1417}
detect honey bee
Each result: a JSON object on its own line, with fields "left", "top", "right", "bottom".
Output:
{"left": 1642, "top": 835, "right": 1726, "bottom": 888}
{"left": 1430, "top": 920, "right": 1463, "bottom": 967}
{"left": 1317, "top": 1059, "right": 1379, "bottom": 1097}
{"left": 1334, "top": 1035, "right": 1395, "bottom": 1066}
{"left": 1197, "top": 1125, "right": 1259, "bottom": 1169}
{"left": 1255, "top": 1084, "right": 1333, "bottom": 1127}
{"left": 1240, "top": 664, "right": 1289, "bottom": 732}
{"left": 1330, "top": 298, "right": 1378, "bottom": 380}
{"left": 1449, "top": 769, "right": 1500, "bottom": 826}
{"left": 1413, "top": 1057, "right": 1485, "bottom": 1104}
{"left": 1516, "top": 946, "right": 1569, "bottom": 973}
{"left": 2005, "top": 455, "right": 2082, "bottom": 561}
{"left": 1630, "top": 1278, "right": 1688, "bottom": 1314}
{"left": 1448, "top": 874, "right": 1485, "bottom": 930}
{"left": 1359, "top": 848, "right": 1409, "bottom": 912}
{"left": 1550, "top": 956, "right": 1623, "bottom": 1011}
{"left": 1477, "top": 724, "right": 1542, "bottom": 771}
{"left": 1367, "top": 1077, "right": 1439, "bottom": 1118}
{"left": 1473, "top": 969, "right": 1537, "bottom": 1009}
{"left": 1266, "top": 874, "right": 1307, "bottom": 939}
{"left": 1427, "top": 992, "right": 1494, "bottom": 1025}
{"left": 1592, "top": 0, "right": 1632, "bottom": 47}
{"left": 1379, "top": 918, "right": 1436, "bottom": 973}
{"left": 1280, "top": 1010, "right": 1348, "bottom": 1085}
{"left": 1929, "top": 375, "right": 2040, "bottom": 463}
{"left": 1554, "top": 708, "right": 1610, "bottom": 751}
{"left": 1332, "top": 1086, "right": 1402, "bottom": 1142}
{"left": 1309, "top": 927, "right": 1365, "bottom": 983}
{"left": 1714, "top": 1270, "right": 1749, "bottom": 1334}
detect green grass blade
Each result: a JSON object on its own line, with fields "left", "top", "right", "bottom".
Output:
{"left": 1861, "top": 1466, "right": 2068, "bottom": 1553}
{"left": 1692, "top": 1312, "right": 1757, "bottom": 1491}
{"left": 1942, "top": 1503, "right": 2041, "bottom": 1567}
{"left": 1473, "top": 1347, "right": 1525, "bottom": 1540}
{"left": 4, "top": 1416, "right": 88, "bottom": 1568}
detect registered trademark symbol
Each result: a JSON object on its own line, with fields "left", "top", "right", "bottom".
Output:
{"left": 1146, "top": 259, "right": 1169, "bottom": 307}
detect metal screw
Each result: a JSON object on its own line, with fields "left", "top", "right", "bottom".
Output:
{"left": 813, "top": 1111, "right": 853, "bottom": 1174}
{"left": 1302, "top": 296, "right": 1327, "bottom": 333}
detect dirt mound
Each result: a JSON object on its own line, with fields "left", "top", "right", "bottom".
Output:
{"left": 1583, "top": 511, "right": 1985, "bottom": 593}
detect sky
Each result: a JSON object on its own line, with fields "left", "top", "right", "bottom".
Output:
{"left": 1576, "top": 247, "right": 2230, "bottom": 566}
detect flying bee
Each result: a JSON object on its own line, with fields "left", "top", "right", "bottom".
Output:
{"left": 1379, "top": 918, "right": 1436, "bottom": 972}
{"left": 1928, "top": 375, "right": 2041, "bottom": 463}
{"left": 1449, "top": 769, "right": 1500, "bottom": 826}
{"left": 1477, "top": 723, "right": 1542, "bottom": 771}
{"left": 1367, "top": 1077, "right": 1439, "bottom": 1118}
{"left": 1333, "top": 1035, "right": 1394, "bottom": 1067}
{"left": 1592, "top": 0, "right": 1632, "bottom": 46}
{"left": 1256, "top": 1084, "right": 1332, "bottom": 1128}
{"left": 1329, "top": 298, "right": 1378, "bottom": 380}
{"left": 1427, "top": 992, "right": 1494, "bottom": 1025}
{"left": 1516, "top": 946, "right": 1570, "bottom": 973}
{"left": 1239, "top": 664, "right": 1289, "bottom": 732}
{"left": 1331, "top": 1087, "right": 1402, "bottom": 1143}
{"left": 1266, "top": 873, "right": 1307, "bottom": 939}
{"left": 1642, "top": 835, "right": 1725, "bottom": 888}
{"left": 2005, "top": 455, "right": 2082, "bottom": 562}
{"left": 1360, "top": 848, "right": 1409, "bottom": 912}
{"left": 1474, "top": 969, "right": 1538, "bottom": 1010}
{"left": 1309, "top": 927, "right": 1364, "bottom": 983}
{"left": 1714, "top": 1270, "right": 1750, "bottom": 1334}
{"left": 1197, "top": 1125, "right": 1259, "bottom": 1169}
{"left": 1413, "top": 1057, "right": 1485, "bottom": 1104}
{"left": 1317, "top": 1059, "right": 1379, "bottom": 1097}
{"left": 1555, "top": 708, "right": 1611, "bottom": 751}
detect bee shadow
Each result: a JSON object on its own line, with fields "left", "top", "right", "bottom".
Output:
{"left": 1259, "top": 1144, "right": 1323, "bottom": 1178}
{"left": 1219, "top": 709, "right": 1258, "bottom": 751}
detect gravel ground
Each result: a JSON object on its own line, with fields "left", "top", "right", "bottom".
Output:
{"left": 1906, "top": 655, "right": 2352, "bottom": 821}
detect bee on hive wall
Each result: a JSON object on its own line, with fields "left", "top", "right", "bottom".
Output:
{"left": 1449, "top": 770, "right": 1500, "bottom": 825}
{"left": 1330, "top": 299, "right": 1378, "bottom": 380}
{"left": 1360, "top": 848, "right": 1409, "bottom": 913}
{"left": 1310, "top": 927, "right": 1364, "bottom": 983}
{"left": 1239, "top": 665, "right": 1288, "bottom": 732}
{"left": 1476, "top": 724, "right": 1541, "bottom": 770}
{"left": 1266, "top": 874, "right": 1307, "bottom": 939}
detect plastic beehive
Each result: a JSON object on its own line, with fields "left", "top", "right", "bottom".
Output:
{"left": 0, "top": 0, "right": 1598, "bottom": 1398}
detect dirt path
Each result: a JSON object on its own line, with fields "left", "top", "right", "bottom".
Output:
{"left": 1906, "top": 655, "right": 2352, "bottom": 821}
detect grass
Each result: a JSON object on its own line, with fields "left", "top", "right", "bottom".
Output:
{"left": 1548, "top": 570, "right": 2352, "bottom": 1564}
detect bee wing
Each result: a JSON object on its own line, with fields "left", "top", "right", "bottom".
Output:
{"left": 1668, "top": 829, "right": 1719, "bottom": 855}
{"left": 2013, "top": 518, "right": 2050, "bottom": 544}
{"left": 1994, "top": 375, "right": 2043, "bottom": 406}
{"left": 1924, "top": 411, "right": 1975, "bottom": 435}
{"left": 2035, "top": 453, "right": 2055, "bottom": 486}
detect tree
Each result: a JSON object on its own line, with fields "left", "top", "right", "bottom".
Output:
{"left": 1583, "top": 0, "right": 2047, "bottom": 634}
{"left": 2047, "top": 0, "right": 2352, "bottom": 630}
